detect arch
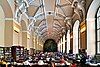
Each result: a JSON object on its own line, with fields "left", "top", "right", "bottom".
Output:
{"left": 86, "top": 0, "right": 100, "bottom": 55}
{"left": 73, "top": 20, "right": 80, "bottom": 54}
{"left": 1, "top": 0, "right": 13, "bottom": 18}
{"left": 0, "top": 6, "right": 5, "bottom": 46}
{"left": 28, "top": 12, "right": 65, "bottom": 29}
{"left": 0, "top": 6, "right": 5, "bottom": 19}
{"left": 43, "top": 39, "right": 57, "bottom": 52}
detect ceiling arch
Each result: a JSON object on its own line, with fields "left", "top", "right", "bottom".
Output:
{"left": 1, "top": 0, "right": 13, "bottom": 18}
{"left": 17, "top": 0, "right": 86, "bottom": 42}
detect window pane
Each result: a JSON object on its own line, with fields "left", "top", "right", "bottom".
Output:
{"left": 97, "top": 8, "right": 100, "bottom": 17}
{"left": 97, "top": 42, "right": 100, "bottom": 53}
{"left": 97, "top": 17, "right": 100, "bottom": 29}
{"left": 97, "top": 7, "right": 100, "bottom": 54}
{"left": 97, "top": 30, "right": 100, "bottom": 41}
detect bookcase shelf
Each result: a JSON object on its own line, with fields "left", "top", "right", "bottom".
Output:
{"left": 4, "top": 47, "right": 11, "bottom": 62}
{"left": 11, "top": 46, "right": 24, "bottom": 62}
{"left": 0, "top": 47, "right": 4, "bottom": 58}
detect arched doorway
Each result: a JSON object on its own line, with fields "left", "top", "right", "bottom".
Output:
{"left": 43, "top": 39, "right": 57, "bottom": 52}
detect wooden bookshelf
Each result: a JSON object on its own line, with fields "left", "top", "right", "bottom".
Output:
{"left": 11, "top": 46, "right": 24, "bottom": 62}
{"left": 4, "top": 47, "right": 11, "bottom": 62}
{"left": 0, "top": 47, "right": 4, "bottom": 58}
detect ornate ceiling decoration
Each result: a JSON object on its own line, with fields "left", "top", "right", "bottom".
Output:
{"left": 15, "top": 0, "right": 86, "bottom": 43}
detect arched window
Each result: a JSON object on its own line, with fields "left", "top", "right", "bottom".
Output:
{"left": 78, "top": 27, "right": 81, "bottom": 49}
{"left": 73, "top": 20, "right": 80, "bottom": 54}
{"left": 96, "top": 7, "right": 100, "bottom": 54}
{"left": 67, "top": 30, "right": 70, "bottom": 53}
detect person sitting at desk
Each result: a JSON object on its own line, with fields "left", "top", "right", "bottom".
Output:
{"left": 1, "top": 58, "right": 6, "bottom": 65}
{"left": 0, "top": 57, "right": 7, "bottom": 67}
{"left": 38, "top": 60, "right": 44, "bottom": 65}
{"left": 23, "top": 58, "right": 30, "bottom": 65}
{"left": 67, "top": 50, "right": 74, "bottom": 60}
{"left": 80, "top": 49, "right": 87, "bottom": 67}
{"left": 70, "top": 60, "right": 77, "bottom": 67}
{"left": 60, "top": 56, "right": 66, "bottom": 65}
{"left": 0, "top": 58, "right": 2, "bottom": 64}
{"left": 46, "top": 56, "right": 50, "bottom": 62}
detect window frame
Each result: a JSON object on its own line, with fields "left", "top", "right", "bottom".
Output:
{"left": 96, "top": 6, "right": 100, "bottom": 54}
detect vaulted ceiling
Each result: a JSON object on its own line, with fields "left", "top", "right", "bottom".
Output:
{"left": 26, "top": 0, "right": 85, "bottom": 43}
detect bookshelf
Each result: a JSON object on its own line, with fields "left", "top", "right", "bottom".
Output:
{"left": 0, "top": 47, "right": 4, "bottom": 58}
{"left": 11, "top": 46, "right": 24, "bottom": 62}
{"left": 4, "top": 47, "right": 11, "bottom": 62}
